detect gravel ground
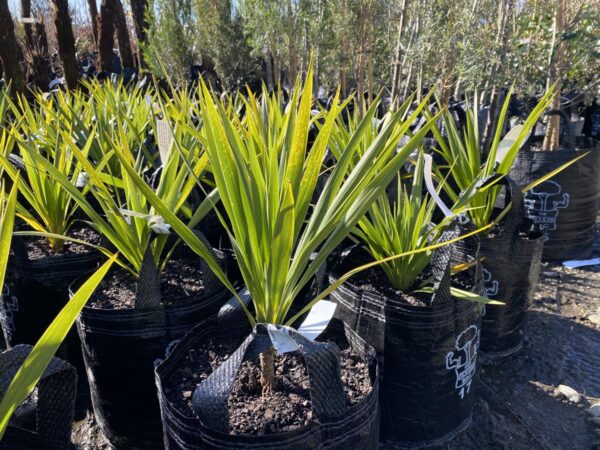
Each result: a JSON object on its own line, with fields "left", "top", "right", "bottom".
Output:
{"left": 71, "top": 220, "right": 600, "bottom": 450}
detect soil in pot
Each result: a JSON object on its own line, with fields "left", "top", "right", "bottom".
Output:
{"left": 165, "top": 329, "right": 372, "bottom": 436}
{"left": 21, "top": 226, "right": 103, "bottom": 260}
{"left": 2, "top": 226, "right": 103, "bottom": 359}
{"left": 76, "top": 244, "right": 234, "bottom": 449}
{"left": 89, "top": 256, "right": 206, "bottom": 309}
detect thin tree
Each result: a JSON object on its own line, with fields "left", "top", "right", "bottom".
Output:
{"left": 114, "top": 0, "right": 134, "bottom": 69}
{"left": 98, "top": 0, "right": 116, "bottom": 72}
{"left": 390, "top": 0, "right": 409, "bottom": 106}
{"left": 542, "top": 0, "right": 565, "bottom": 151}
{"left": 0, "top": 0, "right": 25, "bottom": 94}
{"left": 129, "top": 0, "right": 148, "bottom": 65}
{"left": 20, "top": 0, "right": 35, "bottom": 49}
{"left": 50, "top": 0, "right": 79, "bottom": 88}
{"left": 87, "top": 0, "right": 100, "bottom": 47}
{"left": 31, "top": 18, "right": 51, "bottom": 89}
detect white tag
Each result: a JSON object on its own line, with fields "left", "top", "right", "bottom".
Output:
{"left": 75, "top": 172, "right": 89, "bottom": 188}
{"left": 119, "top": 209, "right": 171, "bottom": 234}
{"left": 267, "top": 325, "right": 299, "bottom": 354}
{"left": 297, "top": 300, "right": 337, "bottom": 341}
{"left": 423, "top": 154, "right": 454, "bottom": 218}
{"left": 495, "top": 124, "right": 524, "bottom": 164}
{"left": 267, "top": 301, "right": 337, "bottom": 354}
{"left": 563, "top": 258, "right": 600, "bottom": 269}
{"left": 156, "top": 120, "right": 174, "bottom": 164}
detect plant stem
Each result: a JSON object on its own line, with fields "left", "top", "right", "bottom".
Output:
{"left": 259, "top": 347, "right": 275, "bottom": 395}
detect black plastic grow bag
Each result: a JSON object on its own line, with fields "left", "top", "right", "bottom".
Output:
{"left": 76, "top": 249, "right": 233, "bottom": 449}
{"left": 0, "top": 236, "right": 102, "bottom": 369}
{"left": 456, "top": 177, "right": 544, "bottom": 361}
{"left": 0, "top": 344, "right": 77, "bottom": 450}
{"left": 329, "top": 226, "right": 483, "bottom": 448}
{"left": 155, "top": 319, "right": 379, "bottom": 450}
{"left": 510, "top": 111, "right": 600, "bottom": 260}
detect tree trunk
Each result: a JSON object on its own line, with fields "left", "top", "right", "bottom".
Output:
{"left": 265, "top": 51, "right": 273, "bottom": 91}
{"left": 113, "top": 0, "right": 134, "bottom": 69}
{"left": 259, "top": 347, "right": 275, "bottom": 395}
{"left": 390, "top": 0, "right": 408, "bottom": 107}
{"left": 32, "top": 19, "right": 51, "bottom": 90}
{"left": 129, "top": 0, "right": 149, "bottom": 66}
{"left": 482, "top": 0, "right": 512, "bottom": 155}
{"left": 20, "top": 0, "right": 34, "bottom": 49}
{"left": 50, "top": 0, "right": 79, "bottom": 89}
{"left": 98, "top": 0, "right": 116, "bottom": 72}
{"left": 0, "top": 0, "right": 25, "bottom": 94}
{"left": 87, "top": 0, "right": 99, "bottom": 48}
{"left": 542, "top": 0, "right": 564, "bottom": 151}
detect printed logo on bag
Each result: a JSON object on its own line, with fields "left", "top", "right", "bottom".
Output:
{"left": 481, "top": 269, "right": 499, "bottom": 317}
{"left": 0, "top": 285, "right": 18, "bottom": 340}
{"left": 524, "top": 180, "right": 569, "bottom": 240}
{"left": 445, "top": 325, "right": 480, "bottom": 399}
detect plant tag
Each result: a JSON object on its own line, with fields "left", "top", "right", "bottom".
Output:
{"left": 119, "top": 209, "right": 171, "bottom": 234}
{"left": 156, "top": 120, "right": 174, "bottom": 164}
{"left": 75, "top": 172, "right": 89, "bottom": 188}
{"left": 267, "top": 325, "right": 299, "bottom": 354}
{"left": 495, "top": 124, "right": 524, "bottom": 164}
{"left": 297, "top": 300, "right": 337, "bottom": 341}
{"left": 563, "top": 258, "right": 600, "bottom": 269}
{"left": 423, "top": 154, "right": 466, "bottom": 224}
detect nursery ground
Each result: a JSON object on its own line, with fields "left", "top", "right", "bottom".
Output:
{"left": 447, "top": 216, "right": 600, "bottom": 450}
{"left": 72, "top": 218, "right": 600, "bottom": 450}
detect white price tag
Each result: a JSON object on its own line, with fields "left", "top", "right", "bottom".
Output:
{"left": 267, "top": 300, "right": 337, "bottom": 354}
{"left": 156, "top": 120, "right": 174, "bottom": 163}
{"left": 563, "top": 258, "right": 600, "bottom": 269}
{"left": 267, "top": 325, "right": 299, "bottom": 354}
{"left": 297, "top": 300, "right": 337, "bottom": 341}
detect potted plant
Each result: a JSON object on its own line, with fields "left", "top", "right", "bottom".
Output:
{"left": 429, "top": 87, "right": 581, "bottom": 361}
{"left": 0, "top": 92, "right": 103, "bottom": 368}
{"left": 509, "top": 0, "right": 600, "bottom": 260}
{"left": 0, "top": 174, "right": 118, "bottom": 448}
{"left": 130, "top": 70, "right": 439, "bottom": 448}
{"left": 327, "top": 121, "right": 497, "bottom": 447}
{"left": 33, "top": 102, "right": 233, "bottom": 447}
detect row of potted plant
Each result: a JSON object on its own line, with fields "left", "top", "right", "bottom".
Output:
{"left": 0, "top": 71, "right": 597, "bottom": 449}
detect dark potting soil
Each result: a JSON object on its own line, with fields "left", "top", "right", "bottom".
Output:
{"left": 165, "top": 331, "right": 371, "bottom": 435}
{"left": 343, "top": 248, "right": 474, "bottom": 306}
{"left": 89, "top": 258, "right": 205, "bottom": 309}
{"left": 23, "top": 227, "right": 102, "bottom": 260}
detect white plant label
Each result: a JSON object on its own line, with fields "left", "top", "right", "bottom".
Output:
{"left": 267, "top": 325, "right": 299, "bottom": 354}
{"left": 268, "top": 300, "right": 337, "bottom": 355}
{"left": 523, "top": 180, "right": 569, "bottom": 240}
{"left": 297, "top": 300, "right": 337, "bottom": 341}
{"left": 156, "top": 120, "right": 174, "bottom": 163}
{"left": 423, "top": 154, "right": 454, "bottom": 218}
{"left": 119, "top": 209, "right": 171, "bottom": 234}
{"left": 423, "top": 154, "right": 467, "bottom": 224}
{"left": 445, "top": 325, "right": 480, "bottom": 400}
{"left": 563, "top": 258, "right": 600, "bottom": 269}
